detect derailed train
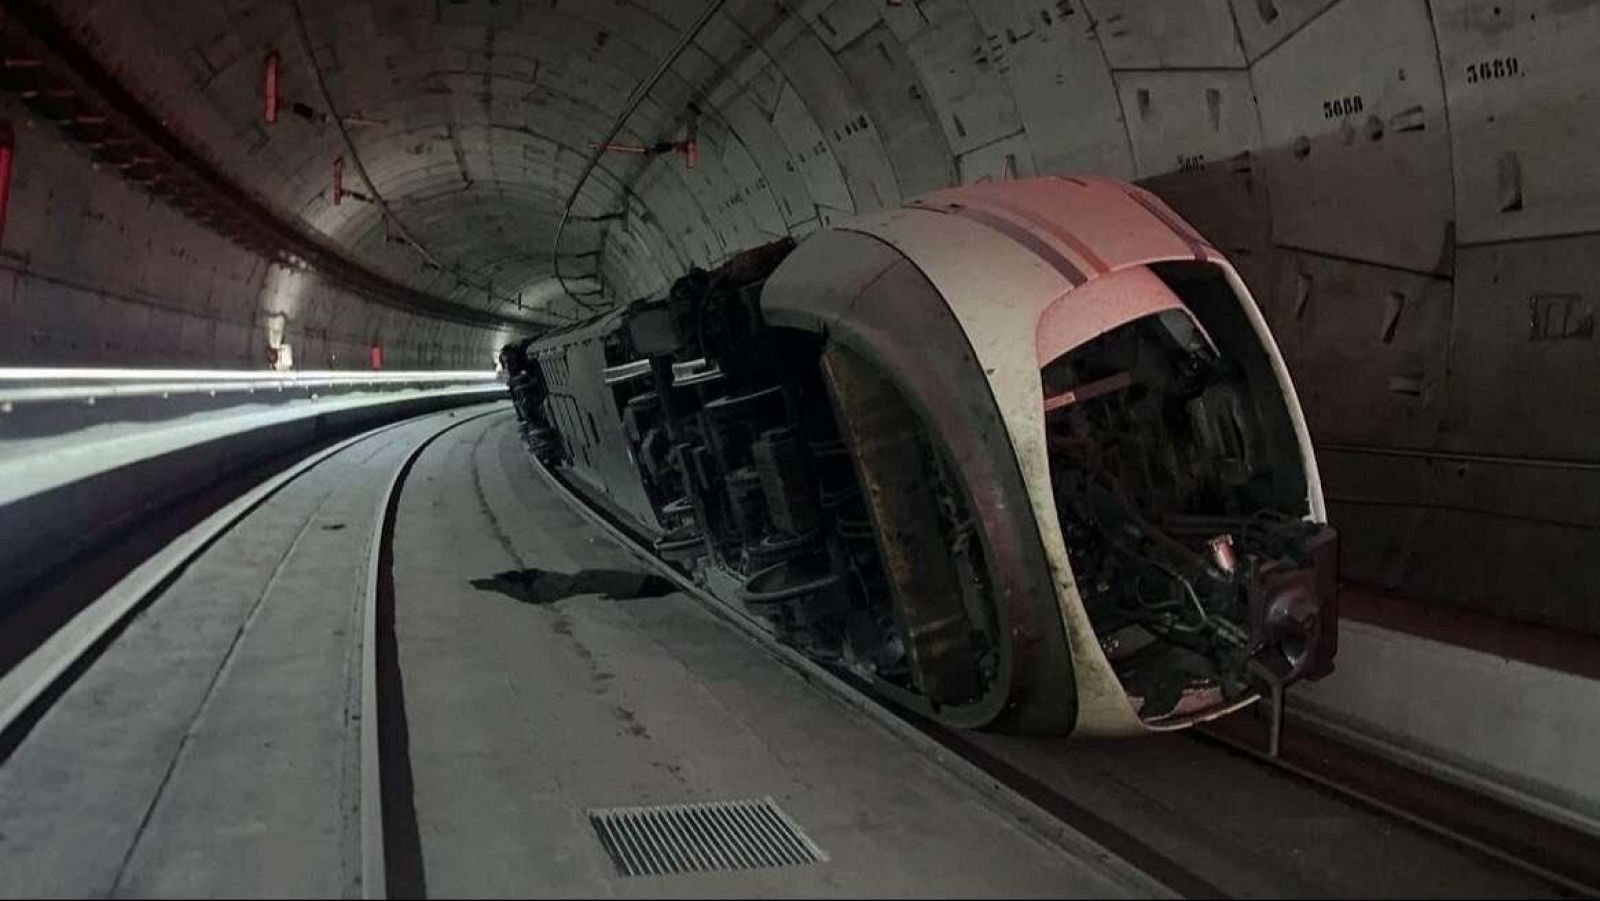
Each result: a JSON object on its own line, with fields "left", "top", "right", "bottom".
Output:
{"left": 503, "top": 176, "right": 1338, "bottom": 736}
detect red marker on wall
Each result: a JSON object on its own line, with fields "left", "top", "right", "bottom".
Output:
{"left": 0, "top": 122, "right": 14, "bottom": 247}
{"left": 264, "top": 52, "right": 279, "bottom": 124}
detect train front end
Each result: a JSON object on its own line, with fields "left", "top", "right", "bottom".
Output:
{"left": 826, "top": 176, "right": 1339, "bottom": 735}
{"left": 523, "top": 176, "right": 1337, "bottom": 737}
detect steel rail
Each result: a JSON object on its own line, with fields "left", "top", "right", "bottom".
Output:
{"left": 1191, "top": 722, "right": 1600, "bottom": 897}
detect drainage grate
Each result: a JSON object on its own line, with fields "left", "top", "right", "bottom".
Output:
{"left": 588, "top": 797, "right": 827, "bottom": 877}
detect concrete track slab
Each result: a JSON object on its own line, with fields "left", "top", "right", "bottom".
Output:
{"left": 391, "top": 411, "right": 1134, "bottom": 898}
{"left": 0, "top": 405, "right": 1572, "bottom": 899}
{"left": 0, "top": 411, "right": 463, "bottom": 898}
{"left": 965, "top": 731, "right": 1558, "bottom": 899}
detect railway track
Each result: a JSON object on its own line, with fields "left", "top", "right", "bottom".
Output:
{"left": 525, "top": 432, "right": 1600, "bottom": 899}
{"left": 1, "top": 406, "right": 1592, "bottom": 897}
{"left": 1191, "top": 714, "right": 1600, "bottom": 897}
{"left": 0, "top": 405, "right": 499, "bottom": 898}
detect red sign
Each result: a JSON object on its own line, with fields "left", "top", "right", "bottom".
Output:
{"left": 264, "top": 53, "right": 279, "bottom": 124}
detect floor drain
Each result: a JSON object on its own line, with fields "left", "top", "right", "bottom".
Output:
{"left": 588, "top": 797, "right": 827, "bottom": 877}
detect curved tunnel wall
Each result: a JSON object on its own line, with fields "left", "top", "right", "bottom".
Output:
{"left": 3, "top": 0, "right": 1597, "bottom": 633}
{"left": 0, "top": 97, "right": 510, "bottom": 369}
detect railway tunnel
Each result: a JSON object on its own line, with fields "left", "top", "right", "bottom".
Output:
{"left": 0, "top": 0, "right": 1596, "bottom": 896}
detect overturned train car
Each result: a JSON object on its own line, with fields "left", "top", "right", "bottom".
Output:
{"left": 506, "top": 176, "right": 1338, "bottom": 737}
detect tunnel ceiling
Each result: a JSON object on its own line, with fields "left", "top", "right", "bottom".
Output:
{"left": 20, "top": 0, "right": 1383, "bottom": 317}
{"left": 35, "top": 1, "right": 1593, "bottom": 319}
{"left": 37, "top": 0, "right": 783, "bottom": 318}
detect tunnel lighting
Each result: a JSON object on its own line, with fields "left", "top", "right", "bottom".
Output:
{"left": 0, "top": 368, "right": 500, "bottom": 407}
{"left": 263, "top": 52, "right": 279, "bottom": 124}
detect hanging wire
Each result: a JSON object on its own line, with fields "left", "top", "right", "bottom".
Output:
{"left": 286, "top": 0, "right": 569, "bottom": 322}
{"left": 550, "top": 0, "right": 727, "bottom": 318}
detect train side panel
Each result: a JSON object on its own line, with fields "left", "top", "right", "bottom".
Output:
{"left": 531, "top": 320, "right": 661, "bottom": 534}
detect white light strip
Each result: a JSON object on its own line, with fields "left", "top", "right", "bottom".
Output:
{"left": 0, "top": 367, "right": 494, "bottom": 382}
{"left": 0, "top": 368, "right": 503, "bottom": 408}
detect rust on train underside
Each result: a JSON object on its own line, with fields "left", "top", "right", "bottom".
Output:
{"left": 822, "top": 343, "right": 981, "bottom": 708}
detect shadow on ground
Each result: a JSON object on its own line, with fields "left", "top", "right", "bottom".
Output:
{"left": 470, "top": 568, "right": 676, "bottom": 605}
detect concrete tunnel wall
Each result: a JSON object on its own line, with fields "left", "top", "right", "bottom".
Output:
{"left": 0, "top": 99, "right": 511, "bottom": 369}
{"left": 1, "top": 0, "right": 1597, "bottom": 636}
